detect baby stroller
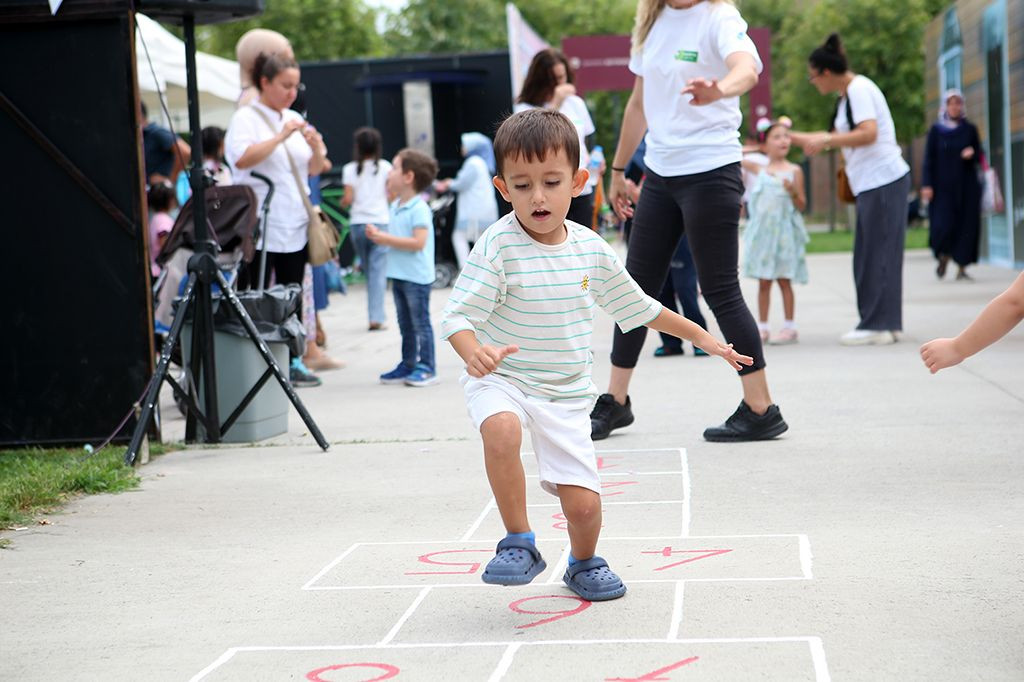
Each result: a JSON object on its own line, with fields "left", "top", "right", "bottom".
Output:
{"left": 430, "top": 189, "right": 459, "bottom": 288}
{"left": 151, "top": 177, "right": 265, "bottom": 415}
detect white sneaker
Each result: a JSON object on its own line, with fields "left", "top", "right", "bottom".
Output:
{"left": 839, "top": 329, "right": 897, "bottom": 346}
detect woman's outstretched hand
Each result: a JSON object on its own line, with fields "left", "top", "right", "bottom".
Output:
{"left": 681, "top": 78, "right": 724, "bottom": 105}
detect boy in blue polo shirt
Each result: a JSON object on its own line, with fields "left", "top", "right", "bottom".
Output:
{"left": 366, "top": 148, "right": 440, "bottom": 386}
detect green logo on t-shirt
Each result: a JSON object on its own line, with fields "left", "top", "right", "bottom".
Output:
{"left": 674, "top": 49, "right": 698, "bottom": 62}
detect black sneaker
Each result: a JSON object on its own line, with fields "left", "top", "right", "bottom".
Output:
{"left": 590, "top": 394, "right": 634, "bottom": 440}
{"left": 702, "top": 401, "right": 787, "bottom": 442}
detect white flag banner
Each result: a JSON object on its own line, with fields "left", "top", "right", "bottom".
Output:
{"left": 506, "top": 3, "right": 549, "bottom": 102}
{"left": 48, "top": 0, "right": 64, "bottom": 14}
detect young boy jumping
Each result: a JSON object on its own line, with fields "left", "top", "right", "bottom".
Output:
{"left": 441, "top": 109, "right": 753, "bottom": 601}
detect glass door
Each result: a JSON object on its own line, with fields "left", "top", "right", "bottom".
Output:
{"left": 982, "top": 0, "right": 1012, "bottom": 265}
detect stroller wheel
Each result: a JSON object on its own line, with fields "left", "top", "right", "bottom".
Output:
{"left": 433, "top": 262, "right": 458, "bottom": 289}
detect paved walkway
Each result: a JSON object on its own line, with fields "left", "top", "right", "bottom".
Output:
{"left": 2, "top": 247, "right": 1022, "bottom": 681}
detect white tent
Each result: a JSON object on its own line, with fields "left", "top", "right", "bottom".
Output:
{"left": 135, "top": 14, "right": 240, "bottom": 130}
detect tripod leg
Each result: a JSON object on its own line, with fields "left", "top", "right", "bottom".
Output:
{"left": 124, "top": 273, "right": 205, "bottom": 465}
{"left": 215, "top": 271, "right": 330, "bottom": 451}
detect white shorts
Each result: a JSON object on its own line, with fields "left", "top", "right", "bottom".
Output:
{"left": 461, "top": 373, "right": 599, "bottom": 497}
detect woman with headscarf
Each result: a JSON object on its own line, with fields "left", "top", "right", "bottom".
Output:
{"left": 921, "top": 89, "right": 982, "bottom": 280}
{"left": 235, "top": 29, "right": 294, "bottom": 108}
{"left": 435, "top": 132, "right": 500, "bottom": 269}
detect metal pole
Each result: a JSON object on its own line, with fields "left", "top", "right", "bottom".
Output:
{"left": 183, "top": 15, "right": 220, "bottom": 441}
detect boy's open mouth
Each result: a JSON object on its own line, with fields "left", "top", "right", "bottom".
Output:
{"left": 532, "top": 209, "right": 551, "bottom": 219}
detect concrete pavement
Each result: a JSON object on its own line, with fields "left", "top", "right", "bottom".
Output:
{"left": 1, "top": 246, "right": 1022, "bottom": 681}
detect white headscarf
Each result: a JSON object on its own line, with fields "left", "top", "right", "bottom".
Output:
{"left": 939, "top": 88, "right": 965, "bottom": 129}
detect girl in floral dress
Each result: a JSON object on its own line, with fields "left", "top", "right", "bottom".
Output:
{"left": 741, "top": 117, "right": 808, "bottom": 345}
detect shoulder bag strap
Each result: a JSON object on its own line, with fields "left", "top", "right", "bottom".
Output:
{"left": 248, "top": 105, "right": 318, "bottom": 223}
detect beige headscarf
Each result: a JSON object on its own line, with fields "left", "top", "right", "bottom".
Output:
{"left": 235, "top": 29, "right": 294, "bottom": 107}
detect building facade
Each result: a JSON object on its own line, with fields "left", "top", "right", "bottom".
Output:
{"left": 925, "top": 0, "right": 1023, "bottom": 267}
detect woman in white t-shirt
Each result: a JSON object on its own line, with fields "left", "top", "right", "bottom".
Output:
{"left": 590, "top": 0, "right": 787, "bottom": 444}
{"left": 514, "top": 48, "right": 598, "bottom": 227}
{"left": 790, "top": 33, "right": 911, "bottom": 346}
{"left": 342, "top": 127, "right": 392, "bottom": 330}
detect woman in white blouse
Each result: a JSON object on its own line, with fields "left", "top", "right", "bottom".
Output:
{"left": 225, "top": 52, "right": 331, "bottom": 384}
{"left": 790, "top": 33, "right": 911, "bottom": 346}
{"left": 591, "top": 0, "right": 788, "bottom": 444}
{"left": 435, "top": 132, "right": 499, "bottom": 269}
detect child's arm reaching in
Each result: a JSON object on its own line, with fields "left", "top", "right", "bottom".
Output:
{"left": 448, "top": 330, "right": 519, "bottom": 377}
{"left": 920, "top": 272, "right": 1024, "bottom": 374}
{"left": 646, "top": 309, "right": 754, "bottom": 371}
{"left": 365, "top": 224, "right": 428, "bottom": 251}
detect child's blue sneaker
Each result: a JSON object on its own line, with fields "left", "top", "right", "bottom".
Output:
{"left": 562, "top": 555, "right": 626, "bottom": 601}
{"left": 482, "top": 536, "right": 546, "bottom": 585}
{"left": 379, "top": 363, "right": 413, "bottom": 385}
{"left": 403, "top": 364, "right": 438, "bottom": 387}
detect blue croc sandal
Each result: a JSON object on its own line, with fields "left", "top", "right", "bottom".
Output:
{"left": 481, "top": 537, "right": 546, "bottom": 586}
{"left": 562, "top": 556, "right": 627, "bottom": 601}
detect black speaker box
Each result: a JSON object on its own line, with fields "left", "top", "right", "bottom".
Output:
{"left": 136, "top": 0, "right": 263, "bottom": 25}
{"left": 0, "top": 1, "right": 155, "bottom": 446}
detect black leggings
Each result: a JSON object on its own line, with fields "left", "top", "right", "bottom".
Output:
{"left": 236, "top": 244, "right": 308, "bottom": 291}
{"left": 611, "top": 163, "right": 765, "bottom": 375}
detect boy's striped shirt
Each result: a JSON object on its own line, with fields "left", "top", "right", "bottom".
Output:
{"left": 441, "top": 214, "right": 661, "bottom": 400}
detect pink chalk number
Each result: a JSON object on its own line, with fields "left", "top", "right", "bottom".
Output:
{"left": 306, "top": 662, "right": 400, "bottom": 681}
{"left": 509, "top": 595, "right": 591, "bottom": 629}
{"left": 605, "top": 656, "right": 700, "bottom": 680}
{"left": 404, "top": 549, "right": 491, "bottom": 575}
{"left": 641, "top": 547, "right": 732, "bottom": 572}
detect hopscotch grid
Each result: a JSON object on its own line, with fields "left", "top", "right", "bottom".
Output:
{"left": 461, "top": 498, "right": 496, "bottom": 542}
{"left": 680, "top": 448, "right": 692, "bottom": 537}
{"left": 301, "top": 543, "right": 361, "bottom": 591}
{"left": 303, "top": 576, "right": 812, "bottom": 591}
{"left": 544, "top": 543, "right": 572, "bottom": 584}
{"left": 282, "top": 448, "right": 827, "bottom": 681}
{"left": 192, "top": 637, "right": 829, "bottom": 681}
{"left": 487, "top": 643, "right": 522, "bottom": 682}
{"left": 378, "top": 586, "right": 432, "bottom": 646}
{"left": 666, "top": 581, "right": 685, "bottom": 640}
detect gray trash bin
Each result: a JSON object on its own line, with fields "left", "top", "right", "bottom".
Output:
{"left": 179, "top": 284, "right": 304, "bottom": 443}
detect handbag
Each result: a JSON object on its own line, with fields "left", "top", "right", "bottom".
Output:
{"left": 249, "top": 106, "right": 339, "bottom": 266}
{"left": 980, "top": 156, "right": 1005, "bottom": 214}
{"left": 837, "top": 166, "right": 856, "bottom": 204}
{"left": 832, "top": 95, "right": 857, "bottom": 204}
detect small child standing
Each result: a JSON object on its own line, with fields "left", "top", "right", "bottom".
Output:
{"left": 741, "top": 117, "right": 808, "bottom": 345}
{"left": 920, "top": 271, "right": 1024, "bottom": 373}
{"left": 147, "top": 182, "right": 177, "bottom": 278}
{"left": 366, "top": 148, "right": 440, "bottom": 387}
{"left": 442, "top": 109, "right": 752, "bottom": 601}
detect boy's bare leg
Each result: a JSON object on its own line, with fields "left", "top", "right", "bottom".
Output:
{"left": 556, "top": 484, "right": 602, "bottom": 560}
{"left": 481, "top": 412, "right": 530, "bottom": 534}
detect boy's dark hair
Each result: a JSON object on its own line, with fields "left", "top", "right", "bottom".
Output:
{"left": 252, "top": 52, "right": 299, "bottom": 91}
{"left": 809, "top": 33, "right": 848, "bottom": 75}
{"left": 493, "top": 109, "right": 580, "bottom": 177}
{"left": 353, "top": 126, "right": 383, "bottom": 174}
{"left": 396, "top": 148, "right": 439, "bottom": 193}
{"left": 147, "top": 182, "right": 176, "bottom": 212}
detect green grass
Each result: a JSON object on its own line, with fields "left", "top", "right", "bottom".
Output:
{"left": 0, "top": 443, "right": 173, "bottom": 534}
{"left": 806, "top": 226, "right": 929, "bottom": 253}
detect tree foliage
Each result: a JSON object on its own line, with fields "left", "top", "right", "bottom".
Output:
{"left": 382, "top": 0, "right": 506, "bottom": 54}
{"left": 773, "top": 0, "right": 938, "bottom": 143}
{"left": 190, "top": 0, "right": 385, "bottom": 62}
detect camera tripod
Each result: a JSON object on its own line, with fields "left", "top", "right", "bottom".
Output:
{"left": 124, "top": 15, "right": 327, "bottom": 465}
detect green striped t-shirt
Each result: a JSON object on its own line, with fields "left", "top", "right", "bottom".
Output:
{"left": 441, "top": 214, "right": 662, "bottom": 400}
